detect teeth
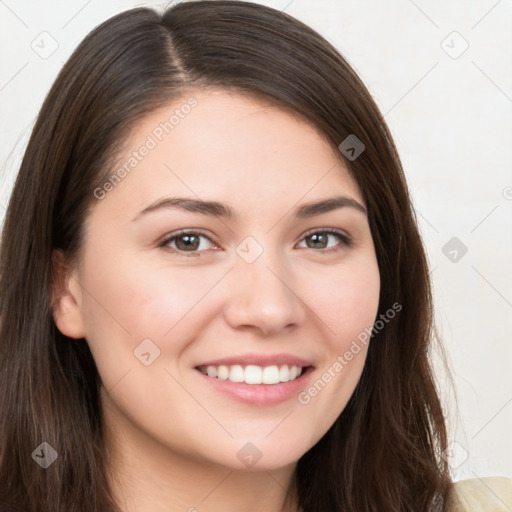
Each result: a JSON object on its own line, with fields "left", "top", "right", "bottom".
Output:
{"left": 198, "top": 364, "right": 304, "bottom": 385}
{"left": 229, "top": 365, "right": 244, "bottom": 382}
{"left": 206, "top": 365, "right": 218, "bottom": 378}
{"left": 217, "top": 365, "right": 229, "bottom": 380}
{"left": 279, "top": 365, "right": 290, "bottom": 382}
{"left": 263, "top": 365, "right": 279, "bottom": 383}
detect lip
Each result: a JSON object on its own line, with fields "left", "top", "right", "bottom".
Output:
{"left": 194, "top": 363, "right": 315, "bottom": 406}
{"left": 196, "top": 353, "right": 313, "bottom": 368}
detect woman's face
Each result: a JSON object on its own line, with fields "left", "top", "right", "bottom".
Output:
{"left": 55, "top": 89, "right": 380, "bottom": 471}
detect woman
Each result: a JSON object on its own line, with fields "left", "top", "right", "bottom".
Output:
{"left": 0, "top": 1, "right": 510, "bottom": 511}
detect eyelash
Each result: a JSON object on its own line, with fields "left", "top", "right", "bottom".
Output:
{"left": 158, "top": 228, "right": 352, "bottom": 257}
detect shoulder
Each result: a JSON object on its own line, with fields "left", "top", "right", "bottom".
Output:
{"left": 451, "top": 477, "right": 512, "bottom": 511}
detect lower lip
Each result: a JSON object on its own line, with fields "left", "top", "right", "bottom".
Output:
{"left": 195, "top": 367, "right": 314, "bottom": 406}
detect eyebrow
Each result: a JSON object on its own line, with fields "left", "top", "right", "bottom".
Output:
{"left": 132, "top": 194, "right": 367, "bottom": 222}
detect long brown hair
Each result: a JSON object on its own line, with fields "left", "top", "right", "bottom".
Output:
{"left": 0, "top": 1, "right": 453, "bottom": 510}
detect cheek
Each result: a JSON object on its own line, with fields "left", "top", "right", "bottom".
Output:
{"left": 119, "top": 266, "right": 228, "bottom": 336}
{"left": 78, "top": 257, "right": 224, "bottom": 360}
{"left": 295, "top": 261, "right": 379, "bottom": 437}
{"left": 310, "top": 260, "right": 380, "bottom": 350}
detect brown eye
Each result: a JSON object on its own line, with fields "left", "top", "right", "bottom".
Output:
{"left": 161, "top": 232, "right": 215, "bottom": 253}
{"left": 174, "top": 234, "right": 200, "bottom": 251}
{"left": 305, "top": 233, "right": 329, "bottom": 249}
{"left": 297, "top": 229, "right": 351, "bottom": 251}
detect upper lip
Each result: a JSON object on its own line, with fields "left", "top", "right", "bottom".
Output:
{"left": 196, "top": 353, "right": 314, "bottom": 368}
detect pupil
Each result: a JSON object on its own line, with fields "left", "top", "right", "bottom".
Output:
{"left": 308, "top": 233, "right": 327, "bottom": 248}
{"left": 177, "top": 235, "right": 199, "bottom": 251}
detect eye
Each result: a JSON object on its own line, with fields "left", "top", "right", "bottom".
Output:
{"left": 159, "top": 230, "right": 216, "bottom": 254}
{"left": 297, "top": 228, "right": 351, "bottom": 251}
{"left": 159, "top": 228, "right": 351, "bottom": 256}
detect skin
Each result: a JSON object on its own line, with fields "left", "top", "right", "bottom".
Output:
{"left": 52, "top": 90, "right": 380, "bottom": 512}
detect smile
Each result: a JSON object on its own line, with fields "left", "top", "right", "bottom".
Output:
{"left": 197, "top": 364, "right": 305, "bottom": 385}
{"left": 195, "top": 363, "right": 314, "bottom": 406}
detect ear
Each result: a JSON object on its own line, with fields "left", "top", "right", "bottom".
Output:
{"left": 51, "top": 249, "right": 86, "bottom": 339}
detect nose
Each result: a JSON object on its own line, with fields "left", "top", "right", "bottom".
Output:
{"left": 222, "top": 249, "right": 306, "bottom": 336}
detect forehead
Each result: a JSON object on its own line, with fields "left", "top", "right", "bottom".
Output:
{"left": 94, "top": 89, "right": 363, "bottom": 221}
